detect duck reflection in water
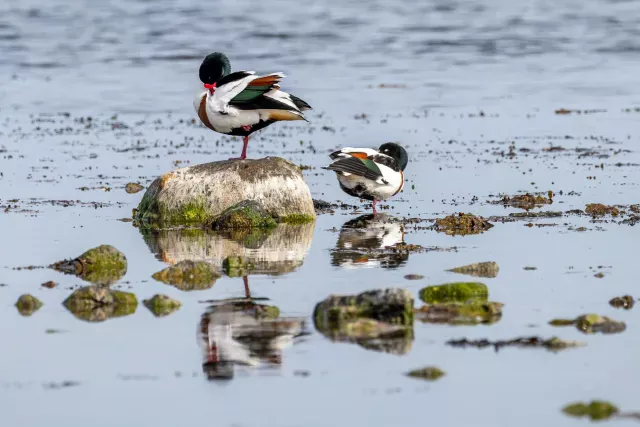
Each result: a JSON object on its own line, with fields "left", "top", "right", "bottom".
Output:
{"left": 198, "top": 288, "right": 307, "bottom": 381}
{"left": 331, "top": 214, "right": 408, "bottom": 269}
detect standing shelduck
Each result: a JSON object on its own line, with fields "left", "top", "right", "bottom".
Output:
{"left": 326, "top": 142, "right": 408, "bottom": 214}
{"left": 193, "top": 52, "right": 311, "bottom": 160}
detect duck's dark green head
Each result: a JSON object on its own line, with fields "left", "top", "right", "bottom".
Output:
{"left": 379, "top": 142, "right": 408, "bottom": 171}
{"left": 199, "top": 52, "right": 231, "bottom": 85}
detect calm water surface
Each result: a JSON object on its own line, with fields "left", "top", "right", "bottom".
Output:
{"left": 1, "top": 0, "right": 640, "bottom": 426}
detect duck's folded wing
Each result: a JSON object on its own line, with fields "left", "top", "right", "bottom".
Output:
{"left": 326, "top": 156, "right": 383, "bottom": 181}
{"left": 367, "top": 153, "right": 400, "bottom": 172}
{"left": 229, "top": 73, "right": 309, "bottom": 115}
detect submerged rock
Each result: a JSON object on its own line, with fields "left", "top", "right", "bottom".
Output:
{"left": 447, "top": 261, "right": 499, "bottom": 278}
{"left": 125, "top": 182, "right": 144, "bottom": 194}
{"left": 434, "top": 213, "right": 493, "bottom": 236}
{"left": 63, "top": 285, "right": 137, "bottom": 322}
{"left": 492, "top": 192, "right": 553, "bottom": 210}
{"left": 415, "top": 301, "right": 503, "bottom": 325}
{"left": 406, "top": 367, "right": 446, "bottom": 381}
{"left": 549, "top": 314, "right": 626, "bottom": 334}
{"left": 151, "top": 260, "right": 220, "bottom": 291}
{"left": 609, "top": 295, "right": 634, "bottom": 309}
{"left": 420, "top": 282, "right": 488, "bottom": 304}
{"left": 447, "top": 336, "right": 585, "bottom": 352}
{"left": 134, "top": 157, "right": 316, "bottom": 229}
{"left": 50, "top": 245, "right": 127, "bottom": 286}
{"left": 585, "top": 203, "right": 619, "bottom": 217}
{"left": 15, "top": 294, "right": 43, "bottom": 316}
{"left": 313, "top": 288, "right": 414, "bottom": 355}
{"left": 563, "top": 401, "right": 619, "bottom": 420}
{"left": 143, "top": 294, "right": 182, "bottom": 317}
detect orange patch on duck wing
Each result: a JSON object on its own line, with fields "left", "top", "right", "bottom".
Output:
{"left": 248, "top": 75, "right": 282, "bottom": 87}
{"left": 348, "top": 152, "right": 369, "bottom": 159}
{"left": 264, "top": 109, "right": 304, "bottom": 121}
{"left": 198, "top": 96, "right": 215, "bottom": 131}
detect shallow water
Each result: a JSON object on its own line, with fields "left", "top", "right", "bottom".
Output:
{"left": 1, "top": 0, "right": 640, "bottom": 426}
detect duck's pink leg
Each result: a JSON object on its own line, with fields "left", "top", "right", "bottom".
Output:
{"left": 228, "top": 130, "right": 251, "bottom": 161}
{"left": 372, "top": 199, "right": 377, "bottom": 214}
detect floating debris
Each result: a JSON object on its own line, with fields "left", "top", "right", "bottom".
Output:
{"left": 125, "top": 182, "right": 144, "bottom": 194}
{"left": 15, "top": 294, "right": 43, "bottom": 316}
{"left": 434, "top": 213, "right": 493, "bottom": 236}
{"left": 43, "top": 381, "right": 80, "bottom": 390}
{"left": 585, "top": 203, "right": 619, "bottom": 217}
{"left": 549, "top": 314, "right": 626, "bottom": 334}
{"left": 509, "top": 211, "right": 562, "bottom": 218}
{"left": 143, "top": 294, "right": 182, "bottom": 317}
{"left": 446, "top": 262, "right": 499, "bottom": 278}
{"left": 50, "top": 245, "right": 127, "bottom": 286}
{"left": 41, "top": 280, "right": 57, "bottom": 289}
{"left": 404, "top": 274, "right": 424, "bottom": 280}
{"left": 609, "top": 295, "right": 634, "bottom": 309}
{"left": 447, "top": 336, "right": 585, "bottom": 352}
{"left": 406, "top": 367, "right": 446, "bottom": 381}
{"left": 152, "top": 260, "right": 220, "bottom": 290}
{"left": 563, "top": 401, "right": 619, "bottom": 421}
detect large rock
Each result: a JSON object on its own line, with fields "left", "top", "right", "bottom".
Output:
{"left": 134, "top": 158, "right": 316, "bottom": 229}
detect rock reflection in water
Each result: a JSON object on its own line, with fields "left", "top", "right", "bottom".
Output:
{"left": 331, "top": 214, "right": 408, "bottom": 269}
{"left": 141, "top": 223, "right": 314, "bottom": 276}
{"left": 198, "top": 299, "right": 307, "bottom": 380}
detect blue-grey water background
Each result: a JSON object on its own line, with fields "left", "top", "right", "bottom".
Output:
{"left": 1, "top": 0, "right": 640, "bottom": 426}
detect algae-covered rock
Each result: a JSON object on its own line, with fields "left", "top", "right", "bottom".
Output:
{"left": 134, "top": 157, "right": 316, "bottom": 229}
{"left": 434, "top": 213, "right": 493, "bottom": 236}
{"left": 415, "top": 301, "right": 503, "bottom": 325}
{"left": 151, "top": 260, "right": 220, "bottom": 291}
{"left": 15, "top": 294, "right": 43, "bottom": 316}
{"left": 222, "top": 256, "right": 255, "bottom": 278}
{"left": 50, "top": 245, "right": 127, "bottom": 286}
{"left": 313, "top": 288, "right": 414, "bottom": 355}
{"left": 314, "top": 288, "right": 414, "bottom": 326}
{"left": 585, "top": 203, "right": 619, "bottom": 217}
{"left": 609, "top": 295, "right": 634, "bottom": 309}
{"left": 493, "top": 192, "right": 553, "bottom": 210}
{"left": 447, "top": 262, "right": 499, "bottom": 278}
{"left": 549, "top": 314, "right": 626, "bottom": 334}
{"left": 212, "top": 200, "right": 277, "bottom": 230}
{"left": 419, "top": 282, "right": 488, "bottom": 304}
{"left": 125, "top": 182, "right": 144, "bottom": 194}
{"left": 143, "top": 294, "right": 182, "bottom": 317}
{"left": 406, "top": 367, "right": 446, "bottom": 381}
{"left": 63, "top": 285, "right": 137, "bottom": 322}
{"left": 563, "top": 401, "right": 619, "bottom": 420}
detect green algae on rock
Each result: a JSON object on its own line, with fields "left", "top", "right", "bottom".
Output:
{"left": 212, "top": 200, "right": 277, "bottom": 230}
{"left": 222, "top": 256, "right": 255, "bottom": 278}
{"left": 492, "top": 192, "right": 553, "bottom": 210}
{"left": 419, "top": 282, "right": 488, "bottom": 304}
{"left": 151, "top": 260, "right": 220, "bottom": 291}
{"left": 415, "top": 301, "right": 503, "bottom": 325}
{"left": 609, "top": 295, "right": 634, "bottom": 309}
{"left": 63, "top": 285, "right": 137, "bottom": 322}
{"left": 434, "top": 213, "right": 493, "bottom": 236}
{"left": 143, "top": 294, "right": 182, "bottom": 317}
{"left": 563, "top": 401, "right": 619, "bottom": 420}
{"left": 15, "top": 294, "right": 43, "bottom": 316}
{"left": 50, "top": 245, "right": 127, "bottom": 286}
{"left": 133, "top": 157, "right": 316, "bottom": 229}
{"left": 447, "top": 262, "right": 499, "bottom": 278}
{"left": 447, "top": 336, "right": 585, "bottom": 351}
{"left": 406, "top": 367, "right": 446, "bottom": 381}
{"left": 549, "top": 314, "right": 626, "bottom": 334}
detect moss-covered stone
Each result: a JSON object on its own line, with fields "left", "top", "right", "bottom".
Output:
{"left": 50, "top": 245, "right": 127, "bottom": 286}
{"left": 407, "top": 367, "right": 446, "bottom": 381}
{"left": 15, "top": 294, "right": 43, "bottom": 316}
{"left": 609, "top": 295, "right": 634, "bottom": 309}
{"left": 212, "top": 200, "right": 277, "bottom": 230}
{"left": 434, "top": 213, "right": 494, "bottom": 236}
{"left": 420, "top": 282, "right": 488, "bottom": 304}
{"left": 63, "top": 285, "right": 137, "bottom": 322}
{"left": 493, "top": 192, "right": 553, "bottom": 210}
{"left": 151, "top": 260, "right": 220, "bottom": 291}
{"left": 125, "top": 182, "right": 144, "bottom": 194}
{"left": 415, "top": 301, "right": 503, "bottom": 325}
{"left": 549, "top": 314, "right": 626, "bottom": 334}
{"left": 143, "top": 294, "right": 182, "bottom": 317}
{"left": 585, "top": 203, "right": 620, "bottom": 217}
{"left": 447, "top": 262, "right": 499, "bottom": 278}
{"left": 279, "top": 214, "right": 315, "bottom": 225}
{"left": 563, "top": 401, "right": 619, "bottom": 420}
{"left": 222, "top": 256, "right": 255, "bottom": 278}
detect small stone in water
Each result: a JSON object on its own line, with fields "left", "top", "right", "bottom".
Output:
{"left": 404, "top": 274, "right": 424, "bottom": 280}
